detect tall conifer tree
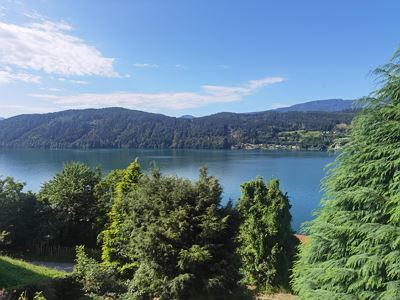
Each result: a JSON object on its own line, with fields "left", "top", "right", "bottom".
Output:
{"left": 237, "top": 178, "right": 296, "bottom": 293}
{"left": 292, "top": 49, "right": 400, "bottom": 299}
{"left": 100, "top": 159, "right": 142, "bottom": 275}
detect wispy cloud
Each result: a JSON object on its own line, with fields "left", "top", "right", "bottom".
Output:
{"left": 69, "top": 79, "right": 89, "bottom": 85}
{"left": 271, "top": 103, "right": 289, "bottom": 109}
{"left": 41, "top": 87, "right": 64, "bottom": 92}
{"left": 31, "top": 76, "right": 285, "bottom": 111}
{"left": 0, "top": 104, "right": 57, "bottom": 116}
{"left": 57, "top": 77, "right": 89, "bottom": 85}
{"left": 174, "top": 64, "right": 188, "bottom": 69}
{"left": 0, "top": 70, "right": 40, "bottom": 84}
{"left": 0, "top": 20, "right": 118, "bottom": 77}
{"left": 133, "top": 63, "right": 159, "bottom": 68}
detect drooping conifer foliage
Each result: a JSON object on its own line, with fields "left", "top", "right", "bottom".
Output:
{"left": 292, "top": 49, "right": 400, "bottom": 299}
{"left": 237, "top": 178, "right": 296, "bottom": 293}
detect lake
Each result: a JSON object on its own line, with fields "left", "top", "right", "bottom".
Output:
{"left": 0, "top": 148, "right": 335, "bottom": 231}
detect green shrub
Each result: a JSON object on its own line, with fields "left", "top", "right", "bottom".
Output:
{"left": 74, "top": 246, "right": 124, "bottom": 297}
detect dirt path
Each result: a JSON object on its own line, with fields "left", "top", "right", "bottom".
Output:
{"left": 28, "top": 261, "right": 74, "bottom": 273}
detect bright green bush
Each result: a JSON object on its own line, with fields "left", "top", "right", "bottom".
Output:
{"left": 292, "top": 49, "right": 400, "bottom": 299}
{"left": 74, "top": 246, "right": 123, "bottom": 297}
{"left": 100, "top": 159, "right": 142, "bottom": 276}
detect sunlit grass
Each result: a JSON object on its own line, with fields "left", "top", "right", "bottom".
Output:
{"left": 0, "top": 255, "right": 66, "bottom": 289}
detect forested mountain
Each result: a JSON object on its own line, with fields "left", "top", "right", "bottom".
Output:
{"left": 275, "top": 99, "right": 354, "bottom": 112}
{"left": 0, "top": 106, "right": 356, "bottom": 150}
{"left": 179, "top": 115, "right": 195, "bottom": 119}
{"left": 0, "top": 117, "right": 4, "bottom": 121}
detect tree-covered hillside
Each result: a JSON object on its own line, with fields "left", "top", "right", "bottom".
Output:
{"left": 0, "top": 107, "right": 355, "bottom": 150}
{"left": 275, "top": 99, "right": 354, "bottom": 112}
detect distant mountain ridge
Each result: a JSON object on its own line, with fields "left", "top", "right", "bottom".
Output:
{"left": 0, "top": 99, "right": 356, "bottom": 150}
{"left": 0, "top": 117, "right": 4, "bottom": 121}
{"left": 275, "top": 99, "right": 354, "bottom": 112}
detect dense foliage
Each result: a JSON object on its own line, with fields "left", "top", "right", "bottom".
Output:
{"left": 237, "top": 178, "right": 297, "bottom": 293}
{"left": 0, "top": 177, "right": 37, "bottom": 248}
{"left": 292, "top": 50, "right": 400, "bottom": 298}
{"left": 123, "top": 167, "right": 241, "bottom": 299}
{"left": 38, "top": 163, "right": 104, "bottom": 247}
{"left": 77, "top": 165, "right": 244, "bottom": 299}
{"left": 0, "top": 160, "right": 299, "bottom": 298}
{"left": 100, "top": 160, "right": 142, "bottom": 276}
{"left": 0, "top": 107, "right": 354, "bottom": 150}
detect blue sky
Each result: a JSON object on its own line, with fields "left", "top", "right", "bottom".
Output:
{"left": 0, "top": 0, "right": 399, "bottom": 117}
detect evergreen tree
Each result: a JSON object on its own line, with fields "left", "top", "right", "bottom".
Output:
{"left": 292, "top": 49, "right": 400, "bottom": 299}
{"left": 237, "top": 177, "right": 296, "bottom": 293}
{"left": 124, "top": 167, "right": 241, "bottom": 299}
{"left": 100, "top": 159, "right": 142, "bottom": 276}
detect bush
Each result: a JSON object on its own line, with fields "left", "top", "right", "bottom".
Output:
{"left": 74, "top": 246, "right": 124, "bottom": 297}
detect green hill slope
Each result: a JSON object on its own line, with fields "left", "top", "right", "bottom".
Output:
{"left": 0, "top": 107, "right": 355, "bottom": 150}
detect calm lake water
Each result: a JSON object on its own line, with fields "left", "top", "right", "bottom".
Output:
{"left": 0, "top": 148, "right": 335, "bottom": 231}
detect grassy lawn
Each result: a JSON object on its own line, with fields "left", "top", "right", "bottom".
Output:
{"left": 0, "top": 255, "right": 66, "bottom": 289}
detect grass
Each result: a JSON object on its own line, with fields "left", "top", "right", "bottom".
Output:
{"left": 0, "top": 255, "right": 66, "bottom": 289}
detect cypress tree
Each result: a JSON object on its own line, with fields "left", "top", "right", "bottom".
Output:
{"left": 237, "top": 177, "right": 296, "bottom": 293}
{"left": 292, "top": 49, "right": 400, "bottom": 299}
{"left": 100, "top": 159, "right": 142, "bottom": 276}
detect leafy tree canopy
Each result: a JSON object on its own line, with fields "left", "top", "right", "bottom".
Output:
{"left": 38, "top": 162, "right": 102, "bottom": 247}
{"left": 0, "top": 177, "right": 37, "bottom": 248}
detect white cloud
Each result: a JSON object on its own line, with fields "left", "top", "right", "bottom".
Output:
{"left": 133, "top": 63, "right": 159, "bottom": 68}
{"left": 31, "top": 76, "right": 285, "bottom": 110}
{"left": 0, "top": 104, "right": 57, "bottom": 117}
{"left": 69, "top": 79, "right": 89, "bottom": 85}
{"left": 0, "top": 70, "right": 40, "bottom": 84}
{"left": 271, "top": 103, "right": 290, "bottom": 109}
{"left": 0, "top": 20, "right": 118, "bottom": 77}
{"left": 57, "top": 77, "right": 88, "bottom": 85}
{"left": 248, "top": 77, "right": 285, "bottom": 89}
{"left": 174, "top": 64, "right": 188, "bottom": 69}
{"left": 202, "top": 76, "right": 284, "bottom": 98}
{"left": 41, "top": 87, "right": 64, "bottom": 92}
